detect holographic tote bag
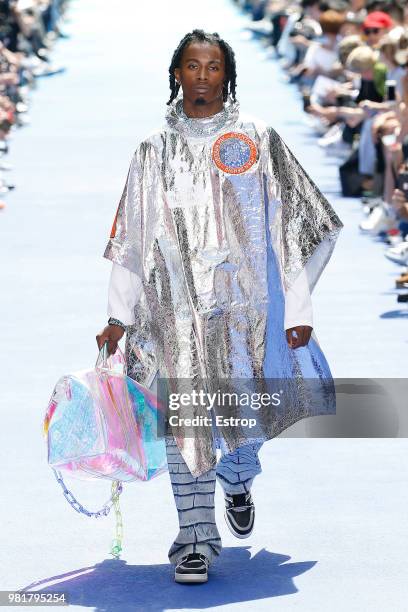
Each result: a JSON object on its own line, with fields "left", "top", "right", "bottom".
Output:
{"left": 43, "top": 343, "right": 167, "bottom": 557}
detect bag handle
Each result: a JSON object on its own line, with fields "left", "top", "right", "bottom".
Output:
{"left": 95, "top": 341, "right": 125, "bottom": 373}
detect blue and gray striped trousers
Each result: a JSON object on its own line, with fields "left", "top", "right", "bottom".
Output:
{"left": 165, "top": 436, "right": 263, "bottom": 565}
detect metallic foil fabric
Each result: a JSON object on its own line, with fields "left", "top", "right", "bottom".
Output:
{"left": 104, "top": 95, "right": 344, "bottom": 477}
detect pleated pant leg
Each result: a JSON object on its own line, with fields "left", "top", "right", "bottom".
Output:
{"left": 215, "top": 440, "right": 264, "bottom": 495}
{"left": 165, "top": 435, "right": 264, "bottom": 566}
{"left": 165, "top": 436, "right": 222, "bottom": 566}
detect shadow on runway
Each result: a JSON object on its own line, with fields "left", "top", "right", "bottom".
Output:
{"left": 380, "top": 309, "right": 408, "bottom": 319}
{"left": 20, "top": 547, "right": 316, "bottom": 611}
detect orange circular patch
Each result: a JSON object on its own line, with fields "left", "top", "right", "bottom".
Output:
{"left": 212, "top": 132, "right": 258, "bottom": 174}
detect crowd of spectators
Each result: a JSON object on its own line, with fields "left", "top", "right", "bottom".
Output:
{"left": 0, "top": 0, "right": 69, "bottom": 210}
{"left": 234, "top": 0, "right": 408, "bottom": 299}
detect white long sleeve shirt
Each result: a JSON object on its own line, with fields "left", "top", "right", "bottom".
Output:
{"left": 107, "top": 262, "right": 313, "bottom": 330}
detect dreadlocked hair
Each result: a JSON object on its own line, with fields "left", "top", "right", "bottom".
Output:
{"left": 167, "top": 29, "right": 237, "bottom": 105}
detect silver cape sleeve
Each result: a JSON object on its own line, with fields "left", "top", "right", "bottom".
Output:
{"left": 264, "top": 125, "right": 344, "bottom": 294}
{"left": 103, "top": 143, "right": 147, "bottom": 273}
{"left": 102, "top": 141, "right": 159, "bottom": 387}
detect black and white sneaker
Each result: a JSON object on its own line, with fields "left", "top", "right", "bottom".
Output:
{"left": 224, "top": 491, "right": 255, "bottom": 539}
{"left": 174, "top": 552, "right": 209, "bottom": 583}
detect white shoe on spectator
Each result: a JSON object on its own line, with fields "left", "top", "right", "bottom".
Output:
{"left": 384, "top": 241, "right": 408, "bottom": 265}
{"left": 362, "top": 197, "right": 384, "bottom": 216}
{"left": 318, "top": 123, "right": 343, "bottom": 147}
{"left": 16, "top": 102, "right": 29, "bottom": 113}
{"left": 303, "top": 114, "right": 328, "bottom": 135}
{"left": 387, "top": 234, "right": 405, "bottom": 246}
{"left": 359, "top": 203, "right": 396, "bottom": 234}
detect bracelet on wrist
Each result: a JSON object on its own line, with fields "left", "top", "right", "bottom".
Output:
{"left": 108, "top": 317, "right": 127, "bottom": 330}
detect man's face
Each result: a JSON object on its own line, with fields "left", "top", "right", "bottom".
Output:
{"left": 350, "top": 0, "right": 365, "bottom": 10}
{"left": 363, "top": 26, "right": 386, "bottom": 48}
{"left": 174, "top": 41, "right": 226, "bottom": 107}
{"left": 307, "top": 4, "right": 321, "bottom": 22}
{"left": 339, "top": 22, "right": 361, "bottom": 37}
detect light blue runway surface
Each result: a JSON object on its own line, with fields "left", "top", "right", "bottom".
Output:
{"left": 1, "top": 1, "right": 407, "bottom": 610}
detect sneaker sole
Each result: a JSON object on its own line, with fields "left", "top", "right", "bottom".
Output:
{"left": 385, "top": 254, "right": 408, "bottom": 265}
{"left": 175, "top": 572, "right": 208, "bottom": 583}
{"left": 224, "top": 510, "right": 254, "bottom": 539}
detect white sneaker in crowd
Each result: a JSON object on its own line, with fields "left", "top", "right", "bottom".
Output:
{"left": 384, "top": 241, "right": 408, "bottom": 265}
{"left": 303, "top": 114, "right": 328, "bottom": 135}
{"left": 318, "top": 123, "right": 343, "bottom": 147}
{"left": 361, "top": 197, "right": 384, "bottom": 216}
{"left": 316, "top": 123, "right": 351, "bottom": 158}
{"left": 359, "top": 203, "right": 397, "bottom": 235}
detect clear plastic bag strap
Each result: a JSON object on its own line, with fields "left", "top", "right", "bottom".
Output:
{"left": 95, "top": 342, "right": 125, "bottom": 373}
{"left": 95, "top": 341, "right": 109, "bottom": 370}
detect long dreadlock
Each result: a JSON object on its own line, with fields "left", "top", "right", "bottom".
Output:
{"left": 167, "top": 29, "right": 237, "bottom": 105}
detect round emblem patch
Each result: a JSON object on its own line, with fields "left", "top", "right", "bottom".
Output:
{"left": 212, "top": 132, "right": 258, "bottom": 174}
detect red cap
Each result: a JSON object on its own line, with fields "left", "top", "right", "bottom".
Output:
{"left": 363, "top": 11, "right": 394, "bottom": 30}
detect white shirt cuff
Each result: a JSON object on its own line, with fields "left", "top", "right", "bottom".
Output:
{"left": 284, "top": 267, "right": 313, "bottom": 330}
{"left": 107, "top": 262, "right": 143, "bottom": 326}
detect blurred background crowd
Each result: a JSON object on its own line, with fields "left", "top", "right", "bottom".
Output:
{"left": 0, "top": 0, "right": 69, "bottom": 210}
{"left": 234, "top": 0, "right": 408, "bottom": 298}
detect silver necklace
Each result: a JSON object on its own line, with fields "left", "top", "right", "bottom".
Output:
{"left": 166, "top": 96, "right": 240, "bottom": 138}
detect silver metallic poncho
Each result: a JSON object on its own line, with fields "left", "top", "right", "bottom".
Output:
{"left": 104, "top": 95, "right": 344, "bottom": 477}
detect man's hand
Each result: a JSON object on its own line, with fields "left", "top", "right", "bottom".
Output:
{"left": 96, "top": 324, "right": 125, "bottom": 356}
{"left": 286, "top": 325, "right": 313, "bottom": 349}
